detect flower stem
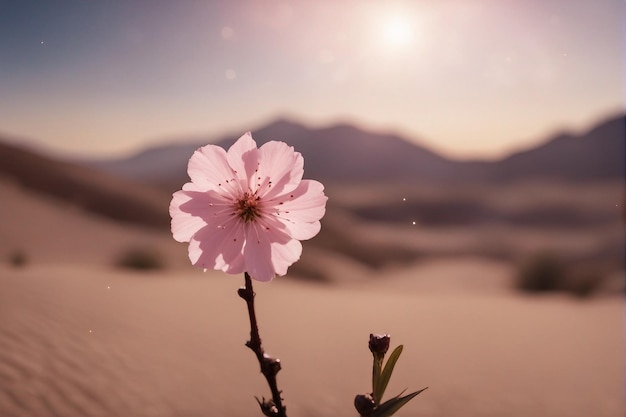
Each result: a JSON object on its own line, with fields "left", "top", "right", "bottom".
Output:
{"left": 238, "top": 272, "right": 288, "bottom": 417}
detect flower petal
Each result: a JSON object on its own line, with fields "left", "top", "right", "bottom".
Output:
{"left": 272, "top": 180, "right": 327, "bottom": 222}
{"left": 227, "top": 132, "right": 259, "bottom": 191}
{"left": 169, "top": 187, "right": 236, "bottom": 242}
{"left": 244, "top": 213, "right": 302, "bottom": 281}
{"left": 189, "top": 216, "right": 246, "bottom": 274}
{"left": 170, "top": 190, "right": 207, "bottom": 242}
{"left": 281, "top": 220, "right": 321, "bottom": 241}
{"left": 255, "top": 140, "right": 304, "bottom": 199}
{"left": 242, "top": 217, "right": 303, "bottom": 281}
{"left": 187, "top": 144, "right": 240, "bottom": 195}
{"left": 243, "top": 223, "right": 275, "bottom": 282}
{"left": 271, "top": 238, "right": 303, "bottom": 276}
{"left": 269, "top": 180, "right": 327, "bottom": 240}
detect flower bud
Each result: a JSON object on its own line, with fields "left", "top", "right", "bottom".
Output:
{"left": 354, "top": 393, "right": 376, "bottom": 416}
{"left": 369, "top": 333, "right": 390, "bottom": 356}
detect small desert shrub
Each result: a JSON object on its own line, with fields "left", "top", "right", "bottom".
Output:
{"left": 566, "top": 273, "right": 604, "bottom": 298}
{"left": 563, "top": 264, "right": 608, "bottom": 298}
{"left": 288, "top": 255, "right": 331, "bottom": 283}
{"left": 116, "top": 247, "right": 165, "bottom": 271}
{"left": 515, "top": 252, "right": 565, "bottom": 293}
{"left": 515, "top": 253, "right": 609, "bottom": 297}
{"left": 8, "top": 250, "right": 28, "bottom": 268}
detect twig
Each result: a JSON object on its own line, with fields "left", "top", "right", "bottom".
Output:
{"left": 238, "top": 272, "right": 288, "bottom": 417}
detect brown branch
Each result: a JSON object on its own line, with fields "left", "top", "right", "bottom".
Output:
{"left": 238, "top": 272, "right": 288, "bottom": 417}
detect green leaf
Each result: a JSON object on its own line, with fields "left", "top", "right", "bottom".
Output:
{"left": 371, "top": 387, "right": 428, "bottom": 417}
{"left": 374, "top": 345, "right": 403, "bottom": 404}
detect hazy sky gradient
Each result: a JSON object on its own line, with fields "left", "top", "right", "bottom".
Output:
{"left": 0, "top": 0, "right": 623, "bottom": 159}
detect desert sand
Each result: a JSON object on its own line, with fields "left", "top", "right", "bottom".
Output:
{"left": 0, "top": 178, "right": 624, "bottom": 417}
{"left": 0, "top": 262, "right": 623, "bottom": 417}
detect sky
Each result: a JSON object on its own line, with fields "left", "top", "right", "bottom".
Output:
{"left": 0, "top": 0, "right": 623, "bottom": 159}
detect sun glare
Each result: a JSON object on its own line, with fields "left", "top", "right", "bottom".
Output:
{"left": 382, "top": 16, "right": 414, "bottom": 46}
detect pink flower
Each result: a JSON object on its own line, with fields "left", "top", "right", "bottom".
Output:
{"left": 169, "top": 132, "right": 328, "bottom": 282}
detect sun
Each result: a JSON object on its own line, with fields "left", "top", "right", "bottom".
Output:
{"left": 360, "top": 5, "right": 422, "bottom": 55}
{"left": 381, "top": 15, "right": 414, "bottom": 47}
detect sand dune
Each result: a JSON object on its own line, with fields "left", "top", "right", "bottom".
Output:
{"left": 0, "top": 178, "right": 186, "bottom": 268}
{"left": 0, "top": 264, "right": 622, "bottom": 417}
{"left": 0, "top": 155, "right": 623, "bottom": 417}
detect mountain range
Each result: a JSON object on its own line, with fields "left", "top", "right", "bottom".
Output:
{"left": 0, "top": 115, "right": 622, "bottom": 278}
{"left": 85, "top": 113, "right": 625, "bottom": 190}
{"left": 1, "top": 113, "right": 622, "bottom": 231}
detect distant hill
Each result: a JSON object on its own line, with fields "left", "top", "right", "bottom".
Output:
{"left": 0, "top": 139, "right": 427, "bottom": 275}
{"left": 1, "top": 126, "right": 621, "bottom": 279}
{"left": 85, "top": 114, "right": 624, "bottom": 189}
{"left": 1, "top": 113, "right": 622, "bottom": 229}
{"left": 212, "top": 119, "right": 462, "bottom": 182}
{"left": 489, "top": 114, "right": 624, "bottom": 182}
{"left": 0, "top": 141, "right": 171, "bottom": 229}
{"left": 86, "top": 119, "right": 464, "bottom": 190}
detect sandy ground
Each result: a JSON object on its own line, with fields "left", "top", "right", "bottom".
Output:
{"left": 0, "top": 263, "right": 622, "bottom": 417}
{"left": 0, "top": 179, "right": 189, "bottom": 269}
{"left": 0, "top": 177, "right": 623, "bottom": 416}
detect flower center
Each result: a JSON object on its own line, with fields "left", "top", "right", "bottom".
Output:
{"left": 235, "top": 192, "right": 261, "bottom": 223}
